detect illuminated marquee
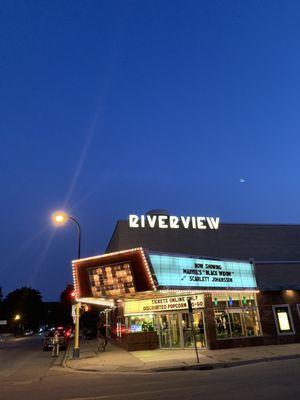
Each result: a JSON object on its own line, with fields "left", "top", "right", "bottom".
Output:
{"left": 124, "top": 294, "right": 205, "bottom": 315}
{"left": 87, "top": 262, "right": 136, "bottom": 297}
{"left": 149, "top": 254, "right": 257, "bottom": 290}
{"left": 129, "top": 214, "right": 220, "bottom": 230}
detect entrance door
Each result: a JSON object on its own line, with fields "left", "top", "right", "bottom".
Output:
{"left": 193, "top": 311, "right": 206, "bottom": 348}
{"left": 158, "top": 314, "right": 170, "bottom": 348}
{"left": 158, "top": 311, "right": 206, "bottom": 349}
{"left": 182, "top": 311, "right": 206, "bottom": 348}
{"left": 169, "top": 314, "right": 181, "bottom": 348}
{"left": 158, "top": 314, "right": 181, "bottom": 348}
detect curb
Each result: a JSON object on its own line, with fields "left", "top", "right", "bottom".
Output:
{"left": 62, "top": 353, "right": 300, "bottom": 374}
{"left": 153, "top": 353, "right": 300, "bottom": 372}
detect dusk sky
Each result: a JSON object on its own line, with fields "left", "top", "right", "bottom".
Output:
{"left": 1, "top": 1, "right": 300, "bottom": 300}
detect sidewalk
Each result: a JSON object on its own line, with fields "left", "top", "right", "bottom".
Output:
{"left": 64, "top": 339, "right": 300, "bottom": 373}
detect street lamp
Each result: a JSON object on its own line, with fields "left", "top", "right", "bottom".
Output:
{"left": 14, "top": 314, "right": 21, "bottom": 321}
{"left": 51, "top": 210, "right": 81, "bottom": 358}
{"left": 51, "top": 211, "right": 81, "bottom": 259}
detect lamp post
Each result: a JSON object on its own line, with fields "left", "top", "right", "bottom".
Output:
{"left": 51, "top": 211, "right": 81, "bottom": 359}
{"left": 13, "top": 314, "right": 21, "bottom": 336}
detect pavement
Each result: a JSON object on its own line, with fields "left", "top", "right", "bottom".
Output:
{"left": 0, "top": 335, "right": 66, "bottom": 382}
{"left": 64, "top": 338, "right": 300, "bottom": 373}
{"left": 2, "top": 336, "right": 300, "bottom": 399}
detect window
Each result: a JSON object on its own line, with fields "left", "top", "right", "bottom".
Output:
{"left": 273, "top": 305, "right": 295, "bottom": 335}
{"left": 213, "top": 293, "right": 261, "bottom": 339}
{"left": 125, "top": 315, "right": 156, "bottom": 333}
{"left": 214, "top": 309, "right": 231, "bottom": 338}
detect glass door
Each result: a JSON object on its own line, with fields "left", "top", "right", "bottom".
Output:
{"left": 182, "top": 311, "right": 206, "bottom": 348}
{"left": 169, "top": 314, "right": 181, "bottom": 348}
{"left": 158, "top": 314, "right": 170, "bottom": 348}
{"left": 193, "top": 311, "right": 206, "bottom": 348}
{"left": 158, "top": 311, "right": 206, "bottom": 349}
{"left": 182, "top": 313, "right": 193, "bottom": 347}
{"left": 157, "top": 313, "right": 182, "bottom": 348}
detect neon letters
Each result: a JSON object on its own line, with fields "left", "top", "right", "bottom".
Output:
{"left": 129, "top": 214, "right": 220, "bottom": 230}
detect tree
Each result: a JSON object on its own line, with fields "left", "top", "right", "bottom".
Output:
{"left": 59, "top": 284, "right": 74, "bottom": 325}
{"left": 4, "top": 287, "right": 43, "bottom": 331}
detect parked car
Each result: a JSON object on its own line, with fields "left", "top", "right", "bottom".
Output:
{"left": 24, "top": 329, "right": 34, "bottom": 336}
{"left": 43, "top": 331, "right": 67, "bottom": 351}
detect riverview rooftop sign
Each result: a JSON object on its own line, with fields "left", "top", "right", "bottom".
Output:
{"left": 129, "top": 214, "right": 220, "bottom": 230}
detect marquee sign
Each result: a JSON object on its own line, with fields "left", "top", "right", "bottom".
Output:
{"left": 87, "top": 262, "right": 136, "bottom": 297}
{"left": 149, "top": 254, "right": 257, "bottom": 290}
{"left": 124, "top": 294, "right": 205, "bottom": 315}
{"left": 129, "top": 214, "right": 220, "bottom": 230}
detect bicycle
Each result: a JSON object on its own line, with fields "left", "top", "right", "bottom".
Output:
{"left": 52, "top": 343, "right": 59, "bottom": 357}
{"left": 97, "top": 336, "right": 107, "bottom": 352}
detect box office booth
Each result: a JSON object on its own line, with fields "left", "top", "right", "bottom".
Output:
{"left": 72, "top": 213, "right": 300, "bottom": 351}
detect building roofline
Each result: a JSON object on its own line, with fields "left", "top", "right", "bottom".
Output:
{"left": 255, "top": 260, "right": 300, "bottom": 264}
{"left": 105, "top": 220, "right": 122, "bottom": 253}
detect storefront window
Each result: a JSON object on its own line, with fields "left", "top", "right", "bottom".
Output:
{"left": 214, "top": 309, "right": 231, "bottom": 338}
{"left": 125, "top": 315, "right": 156, "bottom": 333}
{"left": 229, "top": 311, "right": 244, "bottom": 336}
{"left": 213, "top": 293, "right": 261, "bottom": 339}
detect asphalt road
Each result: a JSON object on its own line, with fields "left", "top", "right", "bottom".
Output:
{"left": 1, "top": 336, "right": 300, "bottom": 400}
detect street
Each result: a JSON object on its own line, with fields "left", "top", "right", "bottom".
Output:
{"left": 1, "top": 336, "right": 300, "bottom": 400}
{"left": 0, "top": 335, "right": 65, "bottom": 382}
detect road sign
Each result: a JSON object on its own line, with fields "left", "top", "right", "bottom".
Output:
{"left": 0, "top": 320, "right": 7, "bottom": 325}
{"left": 72, "top": 305, "right": 76, "bottom": 318}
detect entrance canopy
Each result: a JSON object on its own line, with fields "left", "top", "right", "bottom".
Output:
{"left": 72, "top": 248, "right": 258, "bottom": 306}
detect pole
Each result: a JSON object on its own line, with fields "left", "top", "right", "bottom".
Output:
{"left": 69, "top": 216, "right": 81, "bottom": 359}
{"left": 105, "top": 310, "right": 109, "bottom": 338}
{"left": 69, "top": 216, "right": 81, "bottom": 259}
{"left": 73, "top": 302, "right": 81, "bottom": 358}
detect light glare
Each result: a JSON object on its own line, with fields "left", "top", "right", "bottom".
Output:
{"left": 51, "top": 211, "right": 69, "bottom": 226}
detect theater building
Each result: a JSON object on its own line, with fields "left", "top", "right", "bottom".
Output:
{"left": 72, "top": 211, "right": 300, "bottom": 351}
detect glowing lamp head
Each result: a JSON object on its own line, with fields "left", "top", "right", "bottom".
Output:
{"left": 52, "top": 211, "right": 69, "bottom": 226}
{"left": 14, "top": 314, "right": 21, "bottom": 321}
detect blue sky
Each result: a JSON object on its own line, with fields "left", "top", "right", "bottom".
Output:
{"left": 1, "top": 1, "right": 300, "bottom": 300}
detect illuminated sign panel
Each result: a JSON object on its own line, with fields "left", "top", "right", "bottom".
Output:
{"left": 277, "top": 311, "right": 291, "bottom": 331}
{"left": 129, "top": 214, "right": 220, "bottom": 230}
{"left": 87, "top": 262, "right": 136, "bottom": 297}
{"left": 274, "top": 306, "right": 294, "bottom": 334}
{"left": 149, "top": 254, "right": 257, "bottom": 289}
{"left": 124, "top": 294, "right": 205, "bottom": 315}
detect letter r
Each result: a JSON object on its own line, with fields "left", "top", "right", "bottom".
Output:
{"left": 129, "top": 215, "right": 139, "bottom": 228}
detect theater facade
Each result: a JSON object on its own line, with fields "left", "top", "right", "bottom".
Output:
{"left": 72, "top": 211, "right": 300, "bottom": 351}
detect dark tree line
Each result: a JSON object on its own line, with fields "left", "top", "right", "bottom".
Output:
{"left": 0, "top": 284, "right": 75, "bottom": 333}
